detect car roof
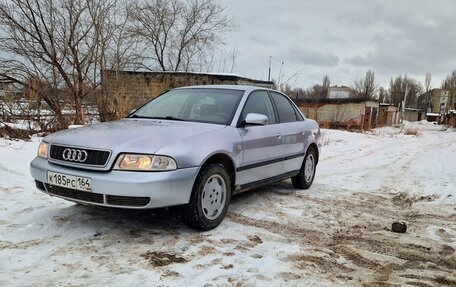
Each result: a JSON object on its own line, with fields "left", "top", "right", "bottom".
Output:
{"left": 173, "top": 84, "right": 275, "bottom": 93}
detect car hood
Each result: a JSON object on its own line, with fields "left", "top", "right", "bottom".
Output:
{"left": 45, "top": 119, "right": 226, "bottom": 155}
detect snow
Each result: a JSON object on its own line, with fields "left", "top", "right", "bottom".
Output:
{"left": 0, "top": 120, "right": 40, "bottom": 130}
{"left": 1, "top": 121, "right": 455, "bottom": 286}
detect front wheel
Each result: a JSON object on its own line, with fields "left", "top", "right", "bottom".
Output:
{"left": 291, "top": 147, "right": 317, "bottom": 189}
{"left": 182, "top": 163, "right": 231, "bottom": 231}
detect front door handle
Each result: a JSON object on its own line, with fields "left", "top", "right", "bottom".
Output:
{"left": 276, "top": 134, "right": 282, "bottom": 140}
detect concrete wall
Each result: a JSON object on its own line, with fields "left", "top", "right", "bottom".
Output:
{"left": 298, "top": 100, "right": 381, "bottom": 129}
{"left": 299, "top": 102, "right": 365, "bottom": 129}
{"left": 403, "top": 110, "right": 425, "bottom": 122}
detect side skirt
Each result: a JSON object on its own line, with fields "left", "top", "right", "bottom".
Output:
{"left": 234, "top": 170, "right": 299, "bottom": 194}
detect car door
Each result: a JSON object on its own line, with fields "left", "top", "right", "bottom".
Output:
{"left": 236, "top": 91, "right": 283, "bottom": 185}
{"left": 270, "top": 91, "right": 306, "bottom": 174}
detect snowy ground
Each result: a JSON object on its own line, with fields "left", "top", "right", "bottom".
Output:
{"left": 0, "top": 121, "right": 455, "bottom": 287}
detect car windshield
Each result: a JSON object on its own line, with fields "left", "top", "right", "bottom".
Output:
{"left": 130, "top": 88, "right": 244, "bottom": 125}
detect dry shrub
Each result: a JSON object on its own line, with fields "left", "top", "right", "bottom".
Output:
{"left": 319, "top": 130, "right": 330, "bottom": 146}
{"left": 0, "top": 126, "right": 31, "bottom": 140}
{"left": 318, "top": 122, "right": 330, "bottom": 129}
{"left": 404, "top": 128, "right": 420, "bottom": 136}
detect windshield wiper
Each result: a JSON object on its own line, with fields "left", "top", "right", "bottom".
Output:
{"left": 130, "top": 115, "right": 186, "bottom": 121}
{"left": 153, "top": 116, "right": 186, "bottom": 121}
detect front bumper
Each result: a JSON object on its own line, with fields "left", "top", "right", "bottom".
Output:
{"left": 30, "top": 157, "right": 200, "bottom": 209}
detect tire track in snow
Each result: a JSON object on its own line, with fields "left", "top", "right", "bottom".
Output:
{"left": 0, "top": 163, "right": 25, "bottom": 177}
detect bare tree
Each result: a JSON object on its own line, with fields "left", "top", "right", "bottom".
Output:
{"left": 303, "top": 75, "right": 330, "bottom": 100}
{"left": 352, "top": 70, "right": 377, "bottom": 100}
{"left": 442, "top": 70, "right": 456, "bottom": 89}
{"left": 0, "top": 0, "right": 132, "bottom": 126}
{"left": 322, "top": 75, "right": 330, "bottom": 93}
{"left": 442, "top": 70, "right": 456, "bottom": 110}
{"left": 289, "top": 87, "right": 305, "bottom": 100}
{"left": 378, "top": 86, "right": 388, "bottom": 103}
{"left": 425, "top": 72, "right": 432, "bottom": 93}
{"left": 388, "top": 75, "right": 422, "bottom": 108}
{"left": 88, "top": 0, "right": 141, "bottom": 121}
{"left": 417, "top": 72, "right": 432, "bottom": 112}
{"left": 205, "top": 46, "right": 238, "bottom": 74}
{"left": 128, "top": 0, "right": 232, "bottom": 72}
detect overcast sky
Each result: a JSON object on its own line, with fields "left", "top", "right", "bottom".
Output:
{"left": 216, "top": 0, "right": 456, "bottom": 90}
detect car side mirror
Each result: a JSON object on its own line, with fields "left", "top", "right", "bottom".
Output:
{"left": 128, "top": 109, "right": 137, "bottom": 116}
{"left": 243, "top": 113, "right": 269, "bottom": 126}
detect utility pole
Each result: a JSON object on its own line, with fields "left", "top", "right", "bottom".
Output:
{"left": 268, "top": 56, "right": 271, "bottom": 82}
{"left": 400, "top": 84, "right": 409, "bottom": 123}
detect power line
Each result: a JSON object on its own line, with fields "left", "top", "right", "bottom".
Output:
{"left": 268, "top": 56, "right": 322, "bottom": 88}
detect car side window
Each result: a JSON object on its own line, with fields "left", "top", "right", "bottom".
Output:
{"left": 241, "top": 91, "right": 277, "bottom": 124}
{"left": 293, "top": 105, "right": 304, "bottom": 121}
{"left": 270, "top": 92, "right": 299, "bottom": 123}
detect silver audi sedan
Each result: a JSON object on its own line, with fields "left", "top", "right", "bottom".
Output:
{"left": 30, "top": 85, "right": 320, "bottom": 230}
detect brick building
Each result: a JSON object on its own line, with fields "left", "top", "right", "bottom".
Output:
{"left": 378, "top": 104, "right": 399, "bottom": 127}
{"left": 103, "top": 70, "right": 273, "bottom": 108}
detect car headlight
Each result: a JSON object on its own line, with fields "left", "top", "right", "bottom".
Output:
{"left": 37, "top": 141, "right": 49, "bottom": 159}
{"left": 114, "top": 154, "right": 177, "bottom": 171}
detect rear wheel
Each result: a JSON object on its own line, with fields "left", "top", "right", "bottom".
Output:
{"left": 291, "top": 147, "right": 317, "bottom": 189}
{"left": 182, "top": 163, "right": 231, "bottom": 231}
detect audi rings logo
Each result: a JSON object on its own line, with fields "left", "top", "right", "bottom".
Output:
{"left": 62, "top": 148, "right": 88, "bottom": 162}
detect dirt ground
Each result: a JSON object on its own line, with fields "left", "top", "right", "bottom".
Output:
{"left": 229, "top": 185, "right": 456, "bottom": 286}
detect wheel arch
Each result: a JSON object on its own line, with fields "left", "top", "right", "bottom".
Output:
{"left": 201, "top": 153, "right": 236, "bottom": 191}
{"left": 307, "top": 142, "right": 319, "bottom": 165}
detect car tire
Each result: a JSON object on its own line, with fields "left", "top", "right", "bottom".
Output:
{"left": 182, "top": 163, "right": 231, "bottom": 231}
{"left": 291, "top": 147, "right": 317, "bottom": 189}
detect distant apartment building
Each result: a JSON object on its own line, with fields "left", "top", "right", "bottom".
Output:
{"left": 430, "top": 88, "right": 455, "bottom": 114}
{"left": 327, "top": 86, "right": 352, "bottom": 99}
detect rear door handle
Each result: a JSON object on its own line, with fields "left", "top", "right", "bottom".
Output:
{"left": 276, "top": 134, "right": 282, "bottom": 140}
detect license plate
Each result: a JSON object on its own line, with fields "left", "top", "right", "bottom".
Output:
{"left": 47, "top": 171, "right": 92, "bottom": 192}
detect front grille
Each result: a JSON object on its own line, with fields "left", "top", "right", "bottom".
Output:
{"left": 44, "top": 184, "right": 150, "bottom": 207}
{"left": 50, "top": 145, "right": 110, "bottom": 166}
{"left": 45, "top": 183, "right": 103, "bottom": 203}
{"left": 106, "top": 195, "right": 150, "bottom": 207}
